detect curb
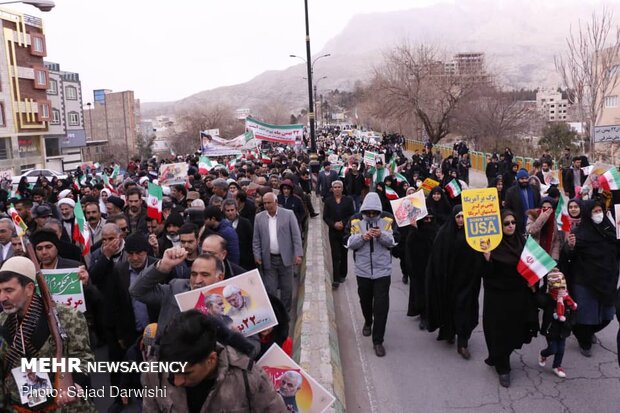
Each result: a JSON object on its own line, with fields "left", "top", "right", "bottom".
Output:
{"left": 293, "top": 195, "right": 346, "bottom": 413}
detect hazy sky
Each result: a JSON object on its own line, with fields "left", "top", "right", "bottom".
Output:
{"left": 5, "top": 0, "right": 457, "bottom": 103}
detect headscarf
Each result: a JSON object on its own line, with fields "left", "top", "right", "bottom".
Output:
{"left": 426, "top": 186, "right": 452, "bottom": 226}
{"left": 491, "top": 210, "right": 524, "bottom": 266}
{"left": 567, "top": 198, "right": 581, "bottom": 229}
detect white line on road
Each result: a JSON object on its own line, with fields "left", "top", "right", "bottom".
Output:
{"left": 344, "top": 277, "right": 379, "bottom": 413}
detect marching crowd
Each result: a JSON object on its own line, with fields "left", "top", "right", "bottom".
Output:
{"left": 0, "top": 125, "right": 619, "bottom": 412}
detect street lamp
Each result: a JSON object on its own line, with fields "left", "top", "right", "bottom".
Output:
{"left": 313, "top": 76, "right": 327, "bottom": 127}
{"left": 0, "top": 0, "right": 55, "bottom": 11}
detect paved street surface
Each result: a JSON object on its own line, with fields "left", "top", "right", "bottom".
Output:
{"left": 333, "top": 170, "right": 620, "bottom": 413}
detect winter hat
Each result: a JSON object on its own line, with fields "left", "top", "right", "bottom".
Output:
{"left": 516, "top": 169, "right": 529, "bottom": 179}
{"left": 0, "top": 256, "right": 36, "bottom": 282}
{"left": 107, "top": 196, "right": 125, "bottom": 210}
{"left": 124, "top": 233, "right": 150, "bottom": 253}
{"left": 57, "top": 198, "right": 75, "bottom": 209}
{"left": 32, "top": 205, "right": 53, "bottom": 218}
{"left": 31, "top": 229, "right": 60, "bottom": 250}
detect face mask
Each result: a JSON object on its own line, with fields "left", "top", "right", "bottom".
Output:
{"left": 167, "top": 234, "right": 180, "bottom": 243}
{"left": 591, "top": 212, "right": 604, "bottom": 224}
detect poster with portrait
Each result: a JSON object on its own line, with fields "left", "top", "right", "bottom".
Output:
{"left": 158, "top": 162, "right": 188, "bottom": 186}
{"left": 257, "top": 344, "right": 336, "bottom": 413}
{"left": 39, "top": 269, "right": 86, "bottom": 312}
{"left": 462, "top": 188, "right": 502, "bottom": 252}
{"left": 389, "top": 190, "right": 428, "bottom": 227}
{"left": 174, "top": 269, "right": 277, "bottom": 337}
{"left": 11, "top": 367, "right": 53, "bottom": 407}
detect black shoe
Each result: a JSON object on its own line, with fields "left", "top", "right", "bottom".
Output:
{"left": 374, "top": 343, "right": 386, "bottom": 357}
{"left": 402, "top": 275, "right": 408, "bottom": 284}
{"left": 447, "top": 337, "right": 455, "bottom": 345}
{"left": 580, "top": 346, "right": 592, "bottom": 357}
{"left": 591, "top": 334, "right": 598, "bottom": 344}
{"left": 362, "top": 324, "right": 372, "bottom": 337}
{"left": 419, "top": 319, "right": 427, "bottom": 330}
{"left": 310, "top": 213, "right": 319, "bottom": 218}
{"left": 484, "top": 357, "right": 495, "bottom": 367}
{"left": 457, "top": 347, "right": 471, "bottom": 360}
{"left": 331, "top": 282, "right": 340, "bottom": 289}
{"left": 498, "top": 373, "right": 511, "bottom": 388}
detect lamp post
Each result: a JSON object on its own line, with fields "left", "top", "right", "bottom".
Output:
{"left": 313, "top": 76, "right": 327, "bottom": 128}
{"left": 0, "top": 0, "right": 55, "bottom": 11}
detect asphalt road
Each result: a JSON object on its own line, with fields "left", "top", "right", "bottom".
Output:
{"left": 333, "top": 170, "right": 620, "bottom": 413}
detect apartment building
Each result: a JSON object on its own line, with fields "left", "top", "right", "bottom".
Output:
{"left": 0, "top": 8, "right": 54, "bottom": 173}
{"left": 536, "top": 89, "right": 569, "bottom": 122}
{"left": 83, "top": 89, "right": 141, "bottom": 163}
{"left": 45, "top": 61, "right": 86, "bottom": 172}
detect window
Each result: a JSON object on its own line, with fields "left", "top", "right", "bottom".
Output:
{"left": 65, "top": 86, "right": 77, "bottom": 100}
{"left": 0, "top": 138, "right": 9, "bottom": 160}
{"left": 30, "top": 33, "right": 46, "bottom": 56}
{"left": 37, "top": 100, "right": 51, "bottom": 121}
{"left": 605, "top": 95, "right": 618, "bottom": 108}
{"left": 51, "top": 108, "right": 60, "bottom": 125}
{"left": 33, "top": 68, "right": 49, "bottom": 89}
{"left": 47, "top": 79, "right": 57, "bottom": 95}
{"left": 68, "top": 111, "right": 79, "bottom": 126}
{"left": 0, "top": 103, "right": 5, "bottom": 126}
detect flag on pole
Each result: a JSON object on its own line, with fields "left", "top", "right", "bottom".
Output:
{"left": 555, "top": 194, "right": 570, "bottom": 232}
{"left": 199, "top": 156, "right": 222, "bottom": 174}
{"left": 102, "top": 174, "right": 117, "bottom": 195}
{"left": 73, "top": 201, "right": 91, "bottom": 256}
{"left": 147, "top": 182, "right": 163, "bottom": 223}
{"left": 369, "top": 166, "right": 387, "bottom": 186}
{"left": 227, "top": 155, "right": 242, "bottom": 171}
{"left": 260, "top": 153, "right": 272, "bottom": 164}
{"left": 445, "top": 179, "right": 462, "bottom": 198}
{"left": 517, "top": 236, "right": 557, "bottom": 286}
{"left": 598, "top": 167, "right": 620, "bottom": 191}
{"left": 393, "top": 171, "right": 408, "bottom": 184}
{"left": 385, "top": 187, "right": 399, "bottom": 200}
{"left": 8, "top": 204, "right": 27, "bottom": 237}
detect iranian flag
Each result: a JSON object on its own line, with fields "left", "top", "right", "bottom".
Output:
{"left": 445, "top": 179, "right": 462, "bottom": 198}
{"left": 147, "top": 182, "right": 163, "bottom": 222}
{"left": 102, "top": 174, "right": 117, "bottom": 195}
{"left": 260, "top": 153, "right": 272, "bottom": 164}
{"left": 73, "top": 201, "right": 90, "bottom": 256}
{"left": 385, "top": 186, "right": 399, "bottom": 200}
{"left": 555, "top": 194, "right": 570, "bottom": 232}
{"left": 110, "top": 164, "right": 120, "bottom": 179}
{"left": 598, "top": 167, "right": 620, "bottom": 190}
{"left": 8, "top": 204, "right": 27, "bottom": 237}
{"left": 371, "top": 166, "right": 387, "bottom": 186}
{"left": 517, "top": 237, "right": 557, "bottom": 286}
{"left": 199, "top": 156, "right": 215, "bottom": 174}
{"left": 393, "top": 171, "right": 408, "bottom": 184}
{"left": 227, "top": 155, "right": 242, "bottom": 171}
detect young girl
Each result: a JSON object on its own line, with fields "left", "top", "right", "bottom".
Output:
{"left": 539, "top": 269, "right": 577, "bottom": 378}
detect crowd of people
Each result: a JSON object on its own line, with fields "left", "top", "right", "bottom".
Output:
{"left": 0, "top": 125, "right": 619, "bottom": 412}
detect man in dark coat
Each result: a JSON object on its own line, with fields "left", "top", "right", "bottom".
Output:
{"left": 323, "top": 180, "right": 355, "bottom": 288}
{"left": 222, "top": 199, "right": 255, "bottom": 270}
{"left": 316, "top": 161, "right": 339, "bottom": 200}
{"left": 504, "top": 169, "right": 541, "bottom": 236}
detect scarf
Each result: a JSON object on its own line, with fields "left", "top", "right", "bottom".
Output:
{"left": 491, "top": 212, "right": 525, "bottom": 266}
{"left": 5, "top": 294, "right": 44, "bottom": 370}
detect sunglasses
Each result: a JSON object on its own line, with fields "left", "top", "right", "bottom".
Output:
{"left": 503, "top": 220, "right": 516, "bottom": 226}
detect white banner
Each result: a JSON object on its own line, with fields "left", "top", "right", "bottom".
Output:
{"left": 245, "top": 117, "right": 303, "bottom": 145}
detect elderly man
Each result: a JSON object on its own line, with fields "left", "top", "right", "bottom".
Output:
{"left": 223, "top": 284, "right": 251, "bottom": 316}
{"left": 0, "top": 218, "right": 14, "bottom": 267}
{"left": 58, "top": 197, "right": 76, "bottom": 243}
{"left": 129, "top": 248, "right": 225, "bottom": 334}
{"left": 253, "top": 192, "right": 303, "bottom": 312}
{"left": 0, "top": 257, "right": 97, "bottom": 412}
{"left": 278, "top": 370, "right": 303, "bottom": 412}
{"left": 105, "top": 195, "right": 125, "bottom": 217}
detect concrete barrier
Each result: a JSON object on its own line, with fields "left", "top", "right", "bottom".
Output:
{"left": 294, "top": 195, "right": 346, "bottom": 413}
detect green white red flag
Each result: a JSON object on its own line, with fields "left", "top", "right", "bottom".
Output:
{"left": 445, "top": 179, "right": 462, "bottom": 198}
{"left": 8, "top": 204, "right": 27, "bottom": 237}
{"left": 198, "top": 156, "right": 215, "bottom": 174}
{"left": 598, "top": 167, "right": 620, "bottom": 191}
{"left": 73, "top": 201, "right": 90, "bottom": 256}
{"left": 102, "top": 174, "right": 117, "bottom": 195}
{"left": 555, "top": 194, "right": 570, "bottom": 232}
{"left": 147, "top": 182, "right": 163, "bottom": 223}
{"left": 385, "top": 186, "right": 399, "bottom": 200}
{"left": 517, "top": 236, "right": 557, "bottom": 286}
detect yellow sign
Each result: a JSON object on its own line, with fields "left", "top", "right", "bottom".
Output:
{"left": 420, "top": 178, "right": 440, "bottom": 195}
{"left": 462, "top": 188, "right": 502, "bottom": 252}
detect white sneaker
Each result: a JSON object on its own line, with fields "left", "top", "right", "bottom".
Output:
{"left": 538, "top": 355, "right": 546, "bottom": 367}
{"left": 552, "top": 367, "right": 566, "bottom": 378}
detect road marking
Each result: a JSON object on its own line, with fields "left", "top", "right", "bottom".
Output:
{"left": 344, "top": 274, "right": 379, "bottom": 413}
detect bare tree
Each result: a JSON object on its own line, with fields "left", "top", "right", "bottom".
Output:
{"left": 454, "top": 86, "right": 542, "bottom": 151}
{"left": 555, "top": 7, "right": 620, "bottom": 152}
{"left": 372, "top": 43, "right": 484, "bottom": 144}
{"left": 170, "top": 104, "right": 237, "bottom": 155}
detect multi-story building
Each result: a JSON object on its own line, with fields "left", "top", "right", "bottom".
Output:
{"left": 45, "top": 61, "right": 86, "bottom": 172}
{"left": 536, "top": 89, "right": 569, "bottom": 122}
{"left": 0, "top": 8, "right": 54, "bottom": 174}
{"left": 83, "top": 89, "right": 141, "bottom": 163}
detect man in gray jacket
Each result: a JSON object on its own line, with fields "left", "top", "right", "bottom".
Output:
{"left": 344, "top": 192, "right": 399, "bottom": 357}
